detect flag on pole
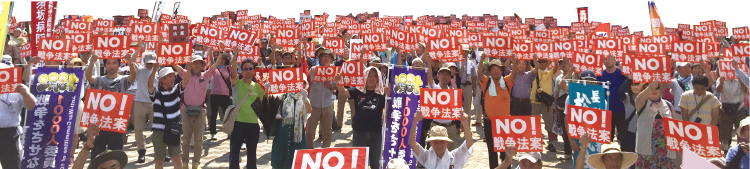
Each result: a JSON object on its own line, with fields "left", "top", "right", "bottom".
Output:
{"left": 595, "top": 23, "right": 611, "bottom": 37}
{"left": 648, "top": 1, "right": 666, "bottom": 36}
{"left": 576, "top": 7, "right": 588, "bottom": 23}
{"left": 514, "top": 13, "right": 521, "bottom": 23}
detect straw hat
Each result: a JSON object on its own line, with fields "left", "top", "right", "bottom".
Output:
{"left": 425, "top": 125, "right": 453, "bottom": 142}
{"left": 587, "top": 144, "right": 637, "bottom": 169}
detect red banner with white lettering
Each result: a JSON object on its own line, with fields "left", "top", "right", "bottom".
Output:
{"left": 224, "top": 28, "right": 258, "bottom": 53}
{"left": 81, "top": 89, "right": 133, "bottom": 133}
{"left": 428, "top": 37, "right": 461, "bottom": 62}
{"left": 92, "top": 35, "right": 131, "bottom": 59}
{"left": 324, "top": 38, "right": 346, "bottom": 55}
{"left": 64, "top": 33, "right": 92, "bottom": 52}
{"left": 571, "top": 52, "right": 603, "bottom": 76}
{"left": 274, "top": 28, "right": 300, "bottom": 47}
{"left": 663, "top": 117, "right": 721, "bottom": 157}
{"left": 338, "top": 61, "right": 365, "bottom": 87}
{"left": 718, "top": 60, "right": 748, "bottom": 80}
{"left": 637, "top": 43, "right": 671, "bottom": 56}
{"left": 64, "top": 20, "right": 92, "bottom": 33}
{"left": 512, "top": 42, "right": 535, "bottom": 60}
{"left": 157, "top": 43, "right": 193, "bottom": 66}
{"left": 236, "top": 46, "right": 260, "bottom": 63}
{"left": 31, "top": 1, "right": 58, "bottom": 58}
{"left": 37, "top": 38, "right": 73, "bottom": 61}
{"left": 362, "top": 33, "right": 387, "bottom": 51}
{"left": 483, "top": 36, "right": 513, "bottom": 57}
{"left": 254, "top": 68, "right": 270, "bottom": 90}
{"left": 672, "top": 41, "right": 706, "bottom": 63}
{"left": 490, "top": 116, "right": 544, "bottom": 152}
{"left": 0, "top": 67, "right": 21, "bottom": 94}
{"left": 730, "top": 44, "right": 750, "bottom": 57}
{"left": 130, "top": 23, "right": 159, "bottom": 42}
{"left": 350, "top": 42, "right": 374, "bottom": 61}
{"left": 193, "top": 24, "right": 224, "bottom": 48}
{"left": 268, "top": 68, "right": 305, "bottom": 94}
{"left": 733, "top": 27, "right": 750, "bottom": 40}
{"left": 630, "top": 56, "right": 672, "bottom": 83}
{"left": 292, "top": 147, "right": 369, "bottom": 169}
{"left": 313, "top": 66, "right": 339, "bottom": 82}
{"left": 566, "top": 105, "right": 612, "bottom": 144}
{"left": 419, "top": 88, "right": 462, "bottom": 120}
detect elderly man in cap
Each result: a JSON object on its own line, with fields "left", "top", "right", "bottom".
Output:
{"left": 306, "top": 49, "right": 337, "bottom": 148}
{"left": 573, "top": 134, "right": 637, "bottom": 169}
{"left": 666, "top": 62, "right": 696, "bottom": 114}
{"left": 496, "top": 146, "right": 544, "bottom": 169}
{"left": 476, "top": 52, "right": 518, "bottom": 168}
{"left": 131, "top": 52, "right": 159, "bottom": 163}
{"left": 422, "top": 61, "right": 462, "bottom": 150}
{"left": 171, "top": 51, "right": 222, "bottom": 169}
{"left": 72, "top": 124, "right": 129, "bottom": 169}
{"left": 409, "top": 105, "right": 474, "bottom": 169}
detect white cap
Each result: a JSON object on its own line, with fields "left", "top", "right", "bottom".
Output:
{"left": 518, "top": 152, "right": 542, "bottom": 163}
{"left": 142, "top": 52, "right": 157, "bottom": 64}
{"left": 158, "top": 67, "right": 175, "bottom": 79}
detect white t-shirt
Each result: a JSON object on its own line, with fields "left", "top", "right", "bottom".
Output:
{"left": 415, "top": 141, "right": 473, "bottom": 169}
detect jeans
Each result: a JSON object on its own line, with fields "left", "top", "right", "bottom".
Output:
{"left": 229, "top": 122, "right": 260, "bottom": 169}
{"left": 353, "top": 130, "right": 382, "bottom": 169}
{"left": 91, "top": 131, "right": 124, "bottom": 160}
{"left": 0, "top": 127, "right": 20, "bottom": 169}
{"left": 209, "top": 95, "right": 231, "bottom": 135}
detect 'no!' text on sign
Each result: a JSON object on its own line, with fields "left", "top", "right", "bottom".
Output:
{"left": 630, "top": 56, "right": 671, "bottom": 83}
{"left": 313, "top": 66, "right": 339, "bottom": 82}
{"left": 718, "top": 60, "right": 748, "bottom": 80}
{"left": 37, "top": 38, "right": 73, "bottom": 61}
{"left": 292, "top": 147, "right": 369, "bottom": 169}
{"left": 338, "top": 61, "right": 365, "bottom": 87}
{"left": 92, "top": 35, "right": 131, "bottom": 59}
{"left": 268, "top": 67, "right": 305, "bottom": 94}
{"left": 490, "top": 116, "right": 543, "bottom": 152}
{"left": 664, "top": 117, "right": 721, "bottom": 157}
{"left": 419, "top": 88, "right": 462, "bottom": 120}
{"left": 0, "top": 67, "right": 21, "bottom": 94}
{"left": 81, "top": 89, "right": 133, "bottom": 133}
{"left": 566, "top": 105, "right": 612, "bottom": 144}
{"left": 157, "top": 43, "right": 194, "bottom": 66}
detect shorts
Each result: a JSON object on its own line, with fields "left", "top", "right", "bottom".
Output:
{"left": 152, "top": 130, "right": 182, "bottom": 159}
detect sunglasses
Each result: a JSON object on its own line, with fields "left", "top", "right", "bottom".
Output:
{"left": 242, "top": 67, "right": 254, "bottom": 71}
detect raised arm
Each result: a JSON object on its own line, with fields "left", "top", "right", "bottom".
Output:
{"left": 476, "top": 53, "right": 486, "bottom": 81}
{"left": 496, "top": 146, "right": 516, "bottom": 169}
{"left": 147, "top": 65, "right": 158, "bottom": 94}
{"left": 733, "top": 60, "right": 750, "bottom": 86}
{"left": 635, "top": 80, "right": 659, "bottom": 113}
{"left": 575, "top": 134, "right": 592, "bottom": 169}
{"left": 334, "top": 74, "right": 350, "bottom": 98}
{"left": 182, "top": 66, "right": 193, "bottom": 89}
{"left": 230, "top": 47, "right": 240, "bottom": 85}
{"left": 23, "top": 57, "right": 40, "bottom": 83}
{"left": 409, "top": 109, "right": 424, "bottom": 156}
{"left": 426, "top": 54, "right": 435, "bottom": 87}
{"left": 619, "top": 78, "right": 633, "bottom": 101}
{"left": 72, "top": 124, "right": 98, "bottom": 169}
{"left": 84, "top": 49, "right": 98, "bottom": 84}
{"left": 125, "top": 43, "right": 140, "bottom": 83}
{"left": 16, "top": 84, "right": 35, "bottom": 109}
{"left": 508, "top": 55, "right": 519, "bottom": 79}
{"left": 460, "top": 112, "right": 473, "bottom": 148}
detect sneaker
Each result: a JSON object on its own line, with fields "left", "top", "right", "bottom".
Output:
{"left": 547, "top": 144, "right": 557, "bottom": 152}
{"left": 137, "top": 149, "right": 146, "bottom": 163}
{"left": 210, "top": 134, "right": 217, "bottom": 141}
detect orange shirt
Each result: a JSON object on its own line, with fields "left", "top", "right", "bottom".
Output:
{"left": 480, "top": 75, "right": 515, "bottom": 117}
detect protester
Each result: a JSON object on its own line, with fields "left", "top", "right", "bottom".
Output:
{"left": 228, "top": 55, "right": 265, "bottom": 169}
{"left": 0, "top": 61, "right": 35, "bottom": 169}
{"left": 270, "top": 83, "right": 311, "bottom": 169}
{"left": 496, "top": 146, "right": 543, "bottom": 169}
{"left": 634, "top": 80, "right": 679, "bottom": 168}
{"left": 171, "top": 49, "right": 222, "bottom": 168}
{"left": 597, "top": 55, "right": 629, "bottom": 143}
{"left": 458, "top": 46, "right": 477, "bottom": 126}
{"left": 84, "top": 46, "right": 138, "bottom": 159}
{"left": 306, "top": 49, "right": 337, "bottom": 148}
{"left": 208, "top": 52, "right": 233, "bottom": 140}
{"left": 716, "top": 74, "right": 748, "bottom": 153}
{"left": 725, "top": 116, "right": 749, "bottom": 169}
{"left": 132, "top": 51, "right": 158, "bottom": 163}
{"left": 409, "top": 110, "right": 473, "bottom": 169}
{"left": 529, "top": 54, "right": 560, "bottom": 151}
{"left": 552, "top": 58, "right": 574, "bottom": 159}
{"left": 148, "top": 66, "right": 188, "bottom": 169}
{"left": 510, "top": 57, "right": 536, "bottom": 117}
{"left": 72, "top": 125, "right": 129, "bottom": 169}
{"left": 617, "top": 77, "right": 644, "bottom": 153}
{"left": 678, "top": 74, "right": 720, "bottom": 126}
{"left": 575, "top": 134, "right": 637, "bottom": 169}
{"left": 476, "top": 52, "right": 517, "bottom": 168}
{"left": 424, "top": 60, "right": 461, "bottom": 150}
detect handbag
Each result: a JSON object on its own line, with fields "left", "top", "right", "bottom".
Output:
{"left": 555, "top": 93, "right": 568, "bottom": 109}
{"left": 159, "top": 91, "right": 182, "bottom": 146}
{"left": 222, "top": 83, "right": 256, "bottom": 134}
{"left": 535, "top": 74, "right": 555, "bottom": 106}
{"left": 722, "top": 102, "right": 742, "bottom": 116}
{"left": 685, "top": 96, "right": 711, "bottom": 122}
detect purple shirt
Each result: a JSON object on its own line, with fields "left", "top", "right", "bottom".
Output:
{"left": 180, "top": 67, "right": 216, "bottom": 110}
{"left": 211, "top": 67, "right": 231, "bottom": 96}
{"left": 511, "top": 71, "right": 536, "bottom": 98}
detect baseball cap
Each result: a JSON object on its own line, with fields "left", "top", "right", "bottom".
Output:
{"left": 142, "top": 52, "right": 157, "bottom": 64}
{"left": 261, "top": 37, "right": 269, "bottom": 42}
{"left": 191, "top": 55, "right": 205, "bottom": 64}
{"left": 518, "top": 152, "right": 542, "bottom": 163}
{"left": 580, "top": 70, "right": 597, "bottom": 80}
{"left": 158, "top": 67, "right": 175, "bottom": 79}
{"left": 676, "top": 62, "right": 690, "bottom": 67}
{"left": 1, "top": 55, "right": 12, "bottom": 67}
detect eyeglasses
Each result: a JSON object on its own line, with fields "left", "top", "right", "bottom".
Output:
{"left": 242, "top": 67, "right": 254, "bottom": 71}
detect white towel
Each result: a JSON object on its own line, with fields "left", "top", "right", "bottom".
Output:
{"left": 489, "top": 76, "right": 506, "bottom": 97}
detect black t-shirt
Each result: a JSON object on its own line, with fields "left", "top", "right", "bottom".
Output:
{"left": 348, "top": 88, "right": 386, "bottom": 132}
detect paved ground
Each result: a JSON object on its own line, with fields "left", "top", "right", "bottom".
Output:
{"left": 73, "top": 102, "right": 588, "bottom": 169}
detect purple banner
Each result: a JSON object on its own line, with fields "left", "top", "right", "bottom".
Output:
{"left": 22, "top": 67, "right": 84, "bottom": 169}
{"left": 382, "top": 67, "right": 424, "bottom": 169}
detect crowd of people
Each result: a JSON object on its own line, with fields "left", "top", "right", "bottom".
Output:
{"left": 0, "top": 7, "right": 748, "bottom": 169}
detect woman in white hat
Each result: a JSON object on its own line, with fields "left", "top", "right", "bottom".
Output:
{"left": 575, "top": 134, "right": 637, "bottom": 169}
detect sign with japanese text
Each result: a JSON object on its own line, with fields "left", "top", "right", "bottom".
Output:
{"left": 81, "top": 89, "right": 132, "bottom": 133}
{"left": 567, "top": 82, "right": 607, "bottom": 109}
{"left": 168, "top": 23, "right": 190, "bottom": 43}
{"left": 130, "top": 23, "right": 159, "bottom": 42}
{"left": 236, "top": 46, "right": 260, "bottom": 63}
{"left": 254, "top": 68, "right": 270, "bottom": 90}
{"left": 672, "top": 41, "right": 706, "bottom": 63}
{"left": 637, "top": 43, "right": 671, "bottom": 56}
{"left": 566, "top": 105, "right": 612, "bottom": 144}
{"left": 730, "top": 44, "right": 750, "bottom": 57}
{"left": 362, "top": 33, "right": 387, "bottom": 51}
{"left": 383, "top": 67, "right": 424, "bottom": 169}
{"left": 324, "top": 38, "right": 346, "bottom": 55}
{"left": 490, "top": 116, "right": 544, "bottom": 152}
{"left": 593, "top": 38, "right": 623, "bottom": 57}
{"left": 718, "top": 60, "right": 748, "bottom": 80}
{"left": 64, "top": 33, "right": 92, "bottom": 52}
{"left": 428, "top": 37, "right": 461, "bottom": 62}
{"left": 694, "top": 25, "right": 713, "bottom": 37}
{"left": 31, "top": 1, "right": 58, "bottom": 58}
{"left": 274, "top": 28, "right": 299, "bottom": 47}
{"left": 733, "top": 27, "right": 749, "bottom": 40}
{"left": 64, "top": 20, "right": 92, "bottom": 33}
{"left": 419, "top": 88, "right": 462, "bottom": 120}
{"left": 37, "top": 38, "right": 73, "bottom": 61}
{"left": 268, "top": 68, "right": 305, "bottom": 94}
{"left": 193, "top": 24, "right": 224, "bottom": 48}
{"left": 512, "top": 42, "right": 535, "bottom": 60}
{"left": 571, "top": 52, "right": 603, "bottom": 76}
{"left": 292, "top": 147, "right": 369, "bottom": 169}
{"left": 224, "top": 28, "right": 258, "bottom": 53}
{"left": 157, "top": 43, "right": 193, "bottom": 66}
{"left": 0, "top": 67, "right": 21, "bottom": 94}
{"left": 349, "top": 39, "right": 374, "bottom": 61}
{"left": 92, "top": 35, "right": 130, "bottom": 59}
{"left": 664, "top": 118, "right": 721, "bottom": 157}
{"left": 23, "top": 67, "right": 83, "bottom": 169}
{"left": 338, "top": 61, "right": 365, "bottom": 87}
{"left": 631, "top": 56, "right": 671, "bottom": 83}
{"left": 532, "top": 42, "right": 555, "bottom": 60}
{"left": 313, "top": 66, "right": 339, "bottom": 82}
{"left": 483, "top": 36, "right": 513, "bottom": 57}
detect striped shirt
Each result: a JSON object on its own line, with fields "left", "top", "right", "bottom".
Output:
{"left": 150, "top": 84, "right": 184, "bottom": 131}
{"left": 678, "top": 90, "right": 720, "bottom": 125}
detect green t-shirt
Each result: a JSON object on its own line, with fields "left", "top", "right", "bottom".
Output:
{"left": 236, "top": 80, "right": 264, "bottom": 123}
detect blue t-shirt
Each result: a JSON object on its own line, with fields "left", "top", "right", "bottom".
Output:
{"left": 597, "top": 68, "right": 627, "bottom": 113}
{"left": 726, "top": 144, "right": 749, "bottom": 169}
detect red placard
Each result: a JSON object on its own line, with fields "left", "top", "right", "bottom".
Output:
{"left": 313, "top": 66, "right": 339, "bottom": 82}
{"left": 268, "top": 68, "right": 305, "bottom": 94}
{"left": 694, "top": 25, "right": 714, "bottom": 37}
{"left": 224, "top": 28, "right": 258, "bottom": 53}
{"left": 532, "top": 43, "right": 555, "bottom": 60}
{"left": 428, "top": 37, "right": 461, "bottom": 62}
{"left": 566, "top": 105, "right": 612, "bottom": 144}
{"left": 130, "top": 23, "right": 159, "bottom": 42}
{"left": 593, "top": 38, "right": 623, "bottom": 57}
{"left": 81, "top": 89, "right": 133, "bottom": 133}
{"left": 418, "top": 26, "right": 442, "bottom": 40}
{"left": 468, "top": 33, "right": 483, "bottom": 47}
{"left": 324, "top": 39, "right": 346, "bottom": 55}
{"left": 193, "top": 24, "right": 224, "bottom": 48}
{"left": 338, "top": 61, "right": 365, "bottom": 87}
{"left": 92, "top": 35, "right": 130, "bottom": 59}
{"left": 637, "top": 43, "right": 671, "bottom": 56}
{"left": 388, "top": 29, "right": 415, "bottom": 50}
{"left": 715, "top": 28, "right": 728, "bottom": 37}
{"left": 553, "top": 41, "right": 577, "bottom": 58}
{"left": 512, "top": 42, "right": 535, "bottom": 60}
{"left": 274, "top": 28, "right": 300, "bottom": 47}
{"left": 704, "top": 42, "right": 720, "bottom": 58}
{"left": 254, "top": 68, "right": 271, "bottom": 90}
{"left": 168, "top": 23, "right": 190, "bottom": 43}
{"left": 37, "top": 38, "right": 73, "bottom": 61}
{"left": 0, "top": 67, "right": 22, "bottom": 94}
{"left": 292, "top": 147, "right": 369, "bottom": 169}
{"left": 489, "top": 116, "right": 544, "bottom": 152}
{"left": 95, "top": 19, "right": 115, "bottom": 33}
{"left": 730, "top": 44, "right": 750, "bottom": 57}
{"left": 138, "top": 9, "right": 149, "bottom": 17}
{"left": 65, "top": 20, "right": 92, "bottom": 33}
{"left": 64, "top": 33, "right": 92, "bottom": 52}
{"left": 362, "top": 33, "right": 387, "bottom": 51}
{"left": 663, "top": 118, "right": 721, "bottom": 157}
{"left": 631, "top": 56, "right": 671, "bottom": 83}
{"left": 20, "top": 44, "right": 32, "bottom": 58}
{"left": 236, "top": 46, "right": 260, "bottom": 63}
{"left": 571, "top": 52, "right": 603, "bottom": 76}
{"left": 419, "top": 88, "right": 462, "bottom": 120}
{"left": 718, "top": 60, "right": 748, "bottom": 80}
{"left": 157, "top": 43, "right": 193, "bottom": 66}
{"left": 322, "top": 27, "right": 338, "bottom": 38}
{"left": 733, "top": 27, "right": 750, "bottom": 40}
{"left": 672, "top": 41, "right": 706, "bottom": 63}
{"left": 483, "top": 36, "right": 513, "bottom": 58}
{"left": 350, "top": 43, "right": 374, "bottom": 61}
